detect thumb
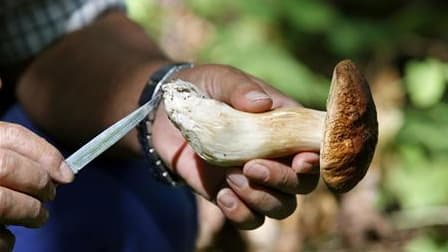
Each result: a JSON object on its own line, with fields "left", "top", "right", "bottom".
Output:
{"left": 230, "top": 84, "right": 273, "bottom": 113}
{"left": 177, "top": 64, "right": 273, "bottom": 113}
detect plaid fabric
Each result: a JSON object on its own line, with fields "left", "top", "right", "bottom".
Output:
{"left": 0, "top": 0, "right": 126, "bottom": 65}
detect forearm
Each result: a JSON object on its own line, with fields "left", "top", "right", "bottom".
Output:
{"left": 16, "top": 11, "right": 171, "bottom": 156}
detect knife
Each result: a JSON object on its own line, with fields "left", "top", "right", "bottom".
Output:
{"left": 64, "top": 96, "right": 158, "bottom": 174}
{"left": 64, "top": 63, "right": 188, "bottom": 174}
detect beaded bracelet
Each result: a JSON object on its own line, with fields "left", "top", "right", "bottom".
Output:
{"left": 137, "top": 63, "right": 194, "bottom": 186}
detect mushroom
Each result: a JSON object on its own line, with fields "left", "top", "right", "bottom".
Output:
{"left": 162, "top": 60, "right": 378, "bottom": 193}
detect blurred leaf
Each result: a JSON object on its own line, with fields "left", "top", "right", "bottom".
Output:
{"left": 186, "top": 0, "right": 279, "bottom": 22}
{"left": 327, "top": 19, "right": 393, "bottom": 57}
{"left": 281, "top": 0, "right": 338, "bottom": 33}
{"left": 235, "top": 0, "right": 280, "bottom": 22}
{"left": 185, "top": 0, "right": 237, "bottom": 21}
{"left": 394, "top": 2, "right": 448, "bottom": 38}
{"left": 199, "top": 18, "right": 329, "bottom": 107}
{"left": 406, "top": 235, "right": 448, "bottom": 252}
{"left": 404, "top": 59, "right": 447, "bottom": 108}
{"left": 386, "top": 153, "right": 448, "bottom": 208}
{"left": 127, "top": 0, "right": 164, "bottom": 36}
{"left": 388, "top": 103, "right": 448, "bottom": 208}
{"left": 444, "top": 63, "right": 448, "bottom": 80}
{"left": 398, "top": 104, "right": 448, "bottom": 153}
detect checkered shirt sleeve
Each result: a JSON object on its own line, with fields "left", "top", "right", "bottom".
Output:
{"left": 0, "top": 0, "right": 126, "bottom": 65}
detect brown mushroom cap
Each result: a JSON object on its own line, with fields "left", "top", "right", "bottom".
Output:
{"left": 320, "top": 60, "right": 378, "bottom": 193}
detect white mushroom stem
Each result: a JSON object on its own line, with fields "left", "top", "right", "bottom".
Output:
{"left": 162, "top": 80, "right": 326, "bottom": 166}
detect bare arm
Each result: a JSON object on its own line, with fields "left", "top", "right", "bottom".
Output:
{"left": 17, "top": 11, "right": 169, "bottom": 156}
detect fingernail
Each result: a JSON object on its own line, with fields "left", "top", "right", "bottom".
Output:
{"left": 227, "top": 174, "right": 248, "bottom": 189}
{"left": 217, "top": 190, "right": 236, "bottom": 209}
{"left": 245, "top": 91, "right": 270, "bottom": 102}
{"left": 245, "top": 164, "right": 269, "bottom": 181}
{"left": 58, "top": 162, "right": 74, "bottom": 183}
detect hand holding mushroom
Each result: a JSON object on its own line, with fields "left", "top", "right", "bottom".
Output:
{"left": 151, "top": 61, "right": 377, "bottom": 229}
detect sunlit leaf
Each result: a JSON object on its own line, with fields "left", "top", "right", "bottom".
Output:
{"left": 406, "top": 235, "right": 448, "bottom": 252}
{"left": 185, "top": 0, "right": 237, "bottom": 20}
{"left": 386, "top": 146, "right": 448, "bottom": 208}
{"left": 404, "top": 59, "right": 447, "bottom": 108}
{"left": 398, "top": 104, "right": 448, "bottom": 153}
{"left": 127, "top": 0, "right": 164, "bottom": 35}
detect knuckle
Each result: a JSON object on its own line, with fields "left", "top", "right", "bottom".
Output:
{"left": 0, "top": 152, "right": 11, "bottom": 177}
{"left": 277, "top": 167, "right": 291, "bottom": 188}
{"left": 45, "top": 152, "right": 63, "bottom": 168}
{"left": 0, "top": 189, "right": 11, "bottom": 218}
{"left": 35, "top": 170, "right": 51, "bottom": 192}
{"left": 0, "top": 122, "right": 11, "bottom": 137}
{"left": 37, "top": 147, "right": 64, "bottom": 175}
{"left": 45, "top": 145, "right": 61, "bottom": 158}
{"left": 25, "top": 201, "right": 47, "bottom": 228}
{"left": 213, "top": 64, "right": 246, "bottom": 80}
{"left": 40, "top": 145, "right": 63, "bottom": 165}
{"left": 28, "top": 200, "right": 43, "bottom": 220}
{"left": 251, "top": 191, "right": 271, "bottom": 209}
{"left": 1, "top": 123, "right": 25, "bottom": 140}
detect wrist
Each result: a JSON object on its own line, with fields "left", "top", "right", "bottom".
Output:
{"left": 137, "top": 62, "right": 194, "bottom": 186}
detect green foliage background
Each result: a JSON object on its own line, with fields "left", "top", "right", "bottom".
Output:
{"left": 127, "top": 0, "right": 448, "bottom": 250}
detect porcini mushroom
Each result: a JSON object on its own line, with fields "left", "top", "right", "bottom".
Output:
{"left": 162, "top": 60, "right": 378, "bottom": 193}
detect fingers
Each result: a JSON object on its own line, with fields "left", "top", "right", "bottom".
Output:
{"left": 0, "top": 149, "right": 56, "bottom": 202}
{"left": 216, "top": 153, "right": 320, "bottom": 228}
{"left": 0, "top": 226, "right": 14, "bottom": 252}
{"left": 291, "top": 152, "right": 321, "bottom": 194}
{"left": 177, "top": 64, "right": 273, "bottom": 113}
{"left": 0, "top": 187, "right": 48, "bottom": 228}
{"left": 216, "top": 188, "right": 264, "bottom": 230}
{"left": 243, "top": 159, "right": 319, "bottom": 195}
{"left": 226, "top": 169, "right": 297, "bottom": 220}
{"left": 0, "top": 122, "right": 73, "bottom": 183}
{"left": 292, "top": 152, "right": 320, "bottom": 174}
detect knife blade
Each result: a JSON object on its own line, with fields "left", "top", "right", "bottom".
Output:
{"left": 65, "top": 96, "right": 159, "bottom": 174}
